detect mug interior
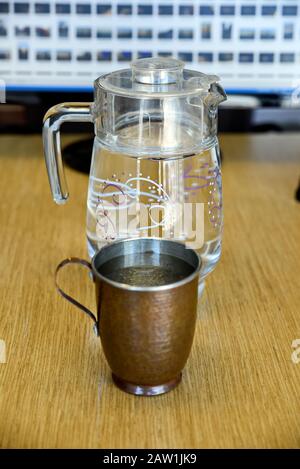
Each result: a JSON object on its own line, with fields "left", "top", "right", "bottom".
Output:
{"left": 92, "top": 238, "right": 200, "bottom": 290}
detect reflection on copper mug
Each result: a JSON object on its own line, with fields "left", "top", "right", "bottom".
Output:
{"left": 56, "top": 238, "right": 200, "bottom": 396}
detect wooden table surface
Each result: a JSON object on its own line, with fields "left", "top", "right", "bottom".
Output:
{"left": 0, "top": 133, "right": 300, "bottom": 448}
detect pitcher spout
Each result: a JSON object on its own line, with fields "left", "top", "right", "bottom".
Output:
{"left": 208, "top": 82, "right": 227, "bottom": 106}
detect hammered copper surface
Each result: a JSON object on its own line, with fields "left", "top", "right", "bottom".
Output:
{"left": 56, "top": 238, "right": 200, "bottom": 394}
{"left": 95, "top": 276, "right": 199, "bottom": 387}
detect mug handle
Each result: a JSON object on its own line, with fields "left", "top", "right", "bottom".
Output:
{"left": 55, "top": 257, "right": 99, "bottom": 336}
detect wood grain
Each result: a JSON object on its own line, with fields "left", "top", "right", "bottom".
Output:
{"left": 0, "top": 133, "right": 300, "bottom": 448}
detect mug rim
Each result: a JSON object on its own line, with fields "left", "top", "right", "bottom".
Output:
{"left": 91, "top": 237, "right": 201, "bottom": 292}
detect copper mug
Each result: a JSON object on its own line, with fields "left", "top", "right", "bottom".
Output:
{"left": 56, "top": 238, "right": 200, "bottom": 396}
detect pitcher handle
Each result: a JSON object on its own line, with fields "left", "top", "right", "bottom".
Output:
{"left": 43, "top": 102, "right": 93, "bottom": 204}
{"left": 55, "top": 257, "right": 99, "bottom": 336}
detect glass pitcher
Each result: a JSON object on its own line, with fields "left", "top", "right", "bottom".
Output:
{"left": 43, "top": 58, "right": 226, "bottom": 280}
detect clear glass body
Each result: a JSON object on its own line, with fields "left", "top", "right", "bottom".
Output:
{"left": 87, "top": 131, "right": 222, "bottom": 280}
{"left": 43, "top": 58, "right": 226, "bottom": 282}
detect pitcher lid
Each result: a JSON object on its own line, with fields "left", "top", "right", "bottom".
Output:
{"left": 95, "top": 57, "right": 222, "bottom": 98}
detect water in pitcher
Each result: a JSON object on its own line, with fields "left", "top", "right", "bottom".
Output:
{"left": 87, "top": 137, "right": 222, "bottom": 280}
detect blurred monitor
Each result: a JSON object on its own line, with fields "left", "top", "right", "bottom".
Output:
{"left": 0, "top": 0, "right": 299, "bottom": 96}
